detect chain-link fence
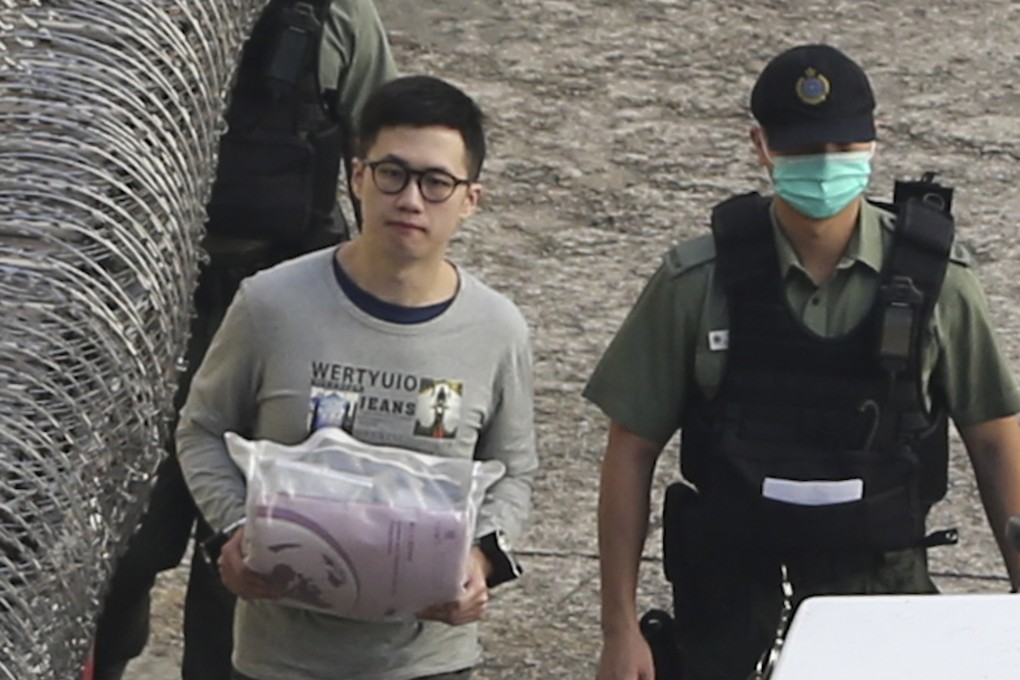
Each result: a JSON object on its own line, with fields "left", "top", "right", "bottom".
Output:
{"left": 0, "top": 1, "right": 264, "bottom": 676}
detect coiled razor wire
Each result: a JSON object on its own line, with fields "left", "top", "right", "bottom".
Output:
{"left": 0, "top": 1, "right": 268, "bottom": 676}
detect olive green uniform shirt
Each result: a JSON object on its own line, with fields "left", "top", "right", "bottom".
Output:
{"left": 585, "top": 200, "right": 1020, "bottom": 445}
{"left": 319, "top": 0, "right": 398, "bottom": 131}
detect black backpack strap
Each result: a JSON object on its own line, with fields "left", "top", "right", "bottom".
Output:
{"left": 207, "top": 0, "right": 352, "bottom": 244}
{"left": 710, "top": 192, "right": 775, "bottom": 291}
{"left": 877, "top": 197, "right": 954, "bottom": 376}
{"left": 265, "top": 0, "right": 355, "bottom": 232}
{"left": 264, "top": 1, "right": 330, "bottom": 99}
{"left": 876, "top": 197, "right": 954, "bottom": 508}
{"left": 269, "top": 0, "right": 358, "bottom": 228}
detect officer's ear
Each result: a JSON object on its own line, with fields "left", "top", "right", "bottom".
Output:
{"left": 749, "top": 127, "right": 771, "bottom": 167}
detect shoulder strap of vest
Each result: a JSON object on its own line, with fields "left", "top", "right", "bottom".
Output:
{"left": 264, "top": 0, "right": 333, "bottom": 99}
{"left": 710, "top": 192, "right": 775, "bottom": 290}
{"left": 877, "top": 197, "right": 954, "bottom": 505}
{"left": 265, "top": 0, "right": 355, "bottom": 227}
{"left": 876, "top": 197, "right": 954, "bottom": 375}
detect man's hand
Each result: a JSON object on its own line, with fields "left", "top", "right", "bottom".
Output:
{"left": 217, "top": 526, "right": 282, "bottom": 600}
{"left": 416, "top": 546, "right": 492, "bottom": 626}
{"left": 597, "top": 626, "right": 656, "bottom": 680}
{"left": 596, "top": 422, "right": 663, "bottom": 679}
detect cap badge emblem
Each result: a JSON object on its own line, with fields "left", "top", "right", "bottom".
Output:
{"left": 796, "top": 68, "right": 830, "bottom": 105}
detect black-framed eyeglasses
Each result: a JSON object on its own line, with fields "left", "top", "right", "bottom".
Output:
{"left": 365, "top": 159, "right": 472, "bottom": 203}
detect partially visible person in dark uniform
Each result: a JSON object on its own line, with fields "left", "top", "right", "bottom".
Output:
{"left": 92, "top": 2, "right": 397, "bottom": 679}
{"left": 586, "top": 44, "right": 1020, "bottom": 680}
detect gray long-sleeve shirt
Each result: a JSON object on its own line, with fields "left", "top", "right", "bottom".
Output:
{"left": 177, "top": 247, "right": 537, "bottom": 679}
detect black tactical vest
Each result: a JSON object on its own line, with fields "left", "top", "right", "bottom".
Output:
{"left": 205, "top": 0, "right": 348, "bottom": 244}
{"left": 679, "top": 193, "right": 954, "bottom": 555}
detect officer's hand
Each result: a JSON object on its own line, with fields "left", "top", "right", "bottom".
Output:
{"left": 217, "top": 526, "right": 282, "bottom": 601}
{"left": 597, "top": 626, "right": 655, "bottom": 680}
{"left": 416, "top": 547, "right": 492, "bottom": 626}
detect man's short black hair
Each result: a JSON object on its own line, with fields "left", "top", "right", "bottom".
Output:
{"left": 357, "top": 75, "right": 487, "bottom": 180}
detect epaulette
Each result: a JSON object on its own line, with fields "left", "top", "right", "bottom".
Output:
{"left": 663, "top": 233, "right": 716, "bottom": 278}
{"left": 948, "top": 240, "right": 972, "bottom": 267}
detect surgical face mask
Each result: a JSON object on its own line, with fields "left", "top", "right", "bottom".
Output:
{"left": 769, "top": 147, "right": 874, "bottom": 219}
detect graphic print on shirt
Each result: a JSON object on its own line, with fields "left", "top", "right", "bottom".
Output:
{"left": 413, "top": 379, "right": 463, "bottom": 439}
{"left": 308, "top": 388, "right": 360, "bottom": 433}
{"left": 308, "top": 361, "right": 463, "bottom": 445}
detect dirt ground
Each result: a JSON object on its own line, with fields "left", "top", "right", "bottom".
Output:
{"left": 127, "top": 1, "right": 1020, "bottom": 677}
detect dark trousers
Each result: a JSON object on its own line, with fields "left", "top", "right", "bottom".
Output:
{"left": 183, "top": 533, "right": 237, "bottom": 679}
{"left": 92, "top": 455, "right": 197, "bottom": 677}
{"left": 661, "top": 484, "right": 938, "bottom": 680}
{"left": 92, "top": 257, "right": 260, "bottom": 680}
{"left": 92, "top": 223, "right": 348, "bottom": 680}
{"left": 93, "top": 456, "right": 239, "bottom": 680}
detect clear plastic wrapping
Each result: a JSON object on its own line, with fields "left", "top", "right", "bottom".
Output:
{"left": 225, "top": 427, "right": 505, "bottom": 620}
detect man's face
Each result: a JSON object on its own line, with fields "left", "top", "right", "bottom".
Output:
{"left": 352, "top": 125, "right": 481, "bottom": 264}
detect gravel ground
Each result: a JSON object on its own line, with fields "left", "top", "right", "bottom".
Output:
{"left": 125, "top": 1, "right": 1020, "bottom": 677}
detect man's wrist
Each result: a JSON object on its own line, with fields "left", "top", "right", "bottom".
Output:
{"left": 221, "top": 516, "right": 247, "bottom": 536}
{"left": 201, "top": 517, "right": 247, "bottom": 564}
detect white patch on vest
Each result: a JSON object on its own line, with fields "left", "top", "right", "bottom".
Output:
{"left": 708, "top": 329, "right": 729, "bottom": 351}
{"left": 762, "top": 477, "right": 864, "bottom": 506}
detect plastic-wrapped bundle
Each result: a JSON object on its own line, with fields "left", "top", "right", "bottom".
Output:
{"left": 226, "top": 428, "right": 506, "bottom": 621}
{"left": 0, "top": 1, "right": 266, "bottom": 677}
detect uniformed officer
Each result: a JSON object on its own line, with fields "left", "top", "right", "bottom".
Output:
{"left": 585, "top": 44, "right": 1020, "bottom": 680}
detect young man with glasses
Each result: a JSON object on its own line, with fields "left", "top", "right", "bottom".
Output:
{"left": 176, "top": 75, "right": 537, "bottom": 680}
